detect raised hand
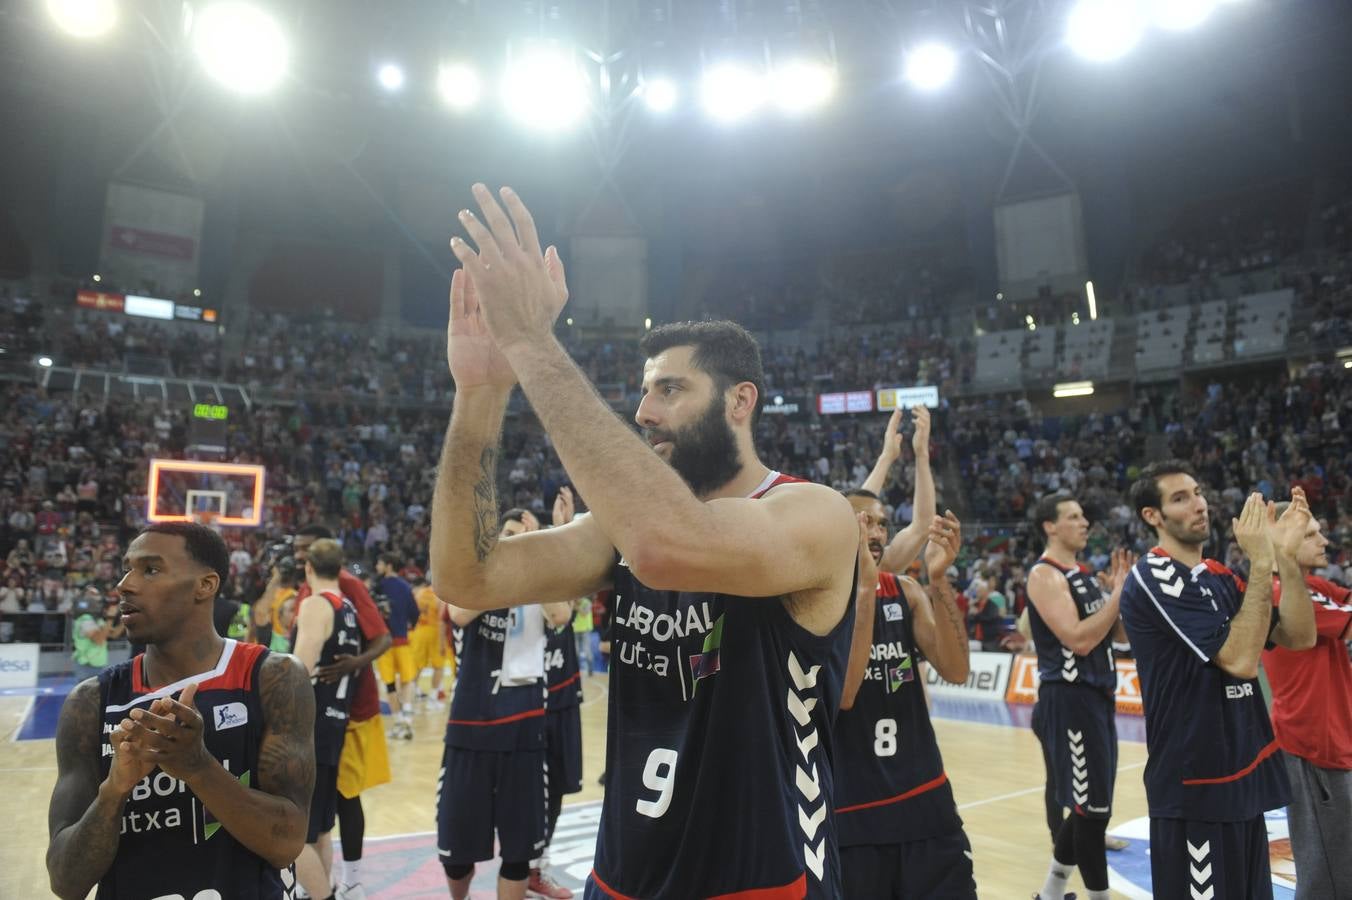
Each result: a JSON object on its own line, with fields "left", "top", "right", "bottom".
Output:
{"left": 1107, "top": 548, "right": 1137, "bottom": 599}
{"left": 856, "top": 513, "right": 878, "bottom": 591}
{"left": 925, "top": 510, "right": 962, "bottom": 580}
{"left": 553, "top": 486, "right": 576, "bottom": 527}
{"left": 1232, "top": 492, "right": 1274, "bottom": 566}
{"left": 1268, "top": 487, "right": 1312, "bottom": 561}
{"left": 911, "top": 405, "right": 931, "bottom": 459}
{"left": 450, "top": 184, "right": 569, "bottom": 355}
{"left": 878, "top": 409, "right": 904, "bottom": 465}
{"left": 446, "top": 268, "right": 517, "bottom": 391}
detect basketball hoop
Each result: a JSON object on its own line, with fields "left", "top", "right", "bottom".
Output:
{"left": 193, "top": 509, "right": 221, "bottom": 530}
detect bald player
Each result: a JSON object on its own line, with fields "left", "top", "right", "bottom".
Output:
{"left": 433, "top": 185, "right": 858, "bottom": 898}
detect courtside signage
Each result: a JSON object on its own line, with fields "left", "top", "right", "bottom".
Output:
{"left": 1005, "top": 654, "right": 1144, "bottom": 715}
{"left": 877, "top": 385, "right": 940, "bottom": 410}
{"left": 925, "top": 650, "right": 1010, "bottom": 699}
{"left": 0, "top": 643, "right": 40, "bottom": 688}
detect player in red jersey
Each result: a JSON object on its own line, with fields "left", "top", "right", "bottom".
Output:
{"left": 1261, "top": 503, "right": 1352, "bottom": 899}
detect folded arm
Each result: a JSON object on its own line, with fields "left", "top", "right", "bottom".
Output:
{"left": 1027, "top": 565, "right": 1121, "bottom": 657}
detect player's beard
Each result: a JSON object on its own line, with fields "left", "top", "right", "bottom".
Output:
{"left": 659, "top": 393, "right": 743, "bottom": 497}
{"left": 1160, "top": 510, "right": 1208, "bottom": 548}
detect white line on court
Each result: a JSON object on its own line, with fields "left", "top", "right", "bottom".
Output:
{"left": 957, "top": 761, "right": 1146, "bottom": 811}
{"left": 9, "top": 696, "right": 35, "bottom": 742}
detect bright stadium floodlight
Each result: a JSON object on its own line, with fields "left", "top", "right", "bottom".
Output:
{"left": 904, "top": 42, "right": 957, "bottom": 91}
{"left": 1086, "top": 280, "right": 1099, "bottom": 319}
{"left": 192, "top": 2, "right": 289, "bottom": 94}
{"left": 771, "top": 59, "right": 836, "bottom": 114}
{"left": 38, "top": 356, "right": 54, "bottom": 368}
{"left": 47, "top": 0, "right": 117, "bottom": 39}
{"left": 438, "top": 63, "right": 481, "bottom": 111}
{"left": 502, "top": 47, "right": 588, "bottom": 130}
{"left": 377, "top": 63, "right": 405, "bottom": 92}
{"left": 1067, "top": 0, "right": 1145, "bottom": 62}
{"left": 642, "top": 77, "right": 679, "bottom": 113}
{"left": 1054, "top": 380, "right": 1095, "bottom": 398}
{"left": 701, "top": 63, "right": 765, "bottom": 123}
{"left": 1151, "top": 0, "right": 1218, "bottom": 31}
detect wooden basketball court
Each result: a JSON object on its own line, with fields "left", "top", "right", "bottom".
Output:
{"left": 1, "top": 669, "right": 1162, "bottom": 898}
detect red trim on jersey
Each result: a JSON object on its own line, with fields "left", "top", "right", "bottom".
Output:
{"left": 391, "top": 636, "right": 410, "bottom": 646}
{"left": 1181, "top": 739, "right": 1280, "bottom": 786}
{"left": 548, "top": 671, "right": 582, "bottom": 693}
{"left": 589, "top": 869, "right": 808, "bottom": 900}
{"left": 131, "top": 641, "right": 266, "bottom": 694}
{"left": 1148, "top": 547, "right": 1246, "bottom": 591}
{"left": 877, "top": 571, "right": 902, "bottom": 599}
{"left": 446, "top": 707, "right": 546, "bottom": 727}
{"left": 833, "top": 771, "right": 950, "bottom": 814}
{"left": 750, "top": 472, "right": 808, "bottom": 499}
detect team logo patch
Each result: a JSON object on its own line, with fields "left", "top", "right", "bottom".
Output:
{"left": 688, "top": 614, "right": 724, "bottom": 691}
{"left": 883, "top": 602, "right": 904, "bottom": 622}
{"left": 886, "top": 658, "right": 914, "bottom": 693}
{"left": 213, "top": 702, "right": 248, "bottom": 731}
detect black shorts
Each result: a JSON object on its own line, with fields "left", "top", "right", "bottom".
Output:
{"left": 1150, "top": 815, "right": 1273, "bottom": 900}
{"left": 546, "top": 706, "right": 583, "bottom": 797}
{"left": 1032, "top": 682, "right": 1117, "bottom": 819}
{"left": 308, "top": 763, "right": 340, "bottom": 843}
{"left": 840, "top": 831, "right": 976, "bottom": 899}
{"left": 436, "top": 744, "right": 547, "bottom": 865}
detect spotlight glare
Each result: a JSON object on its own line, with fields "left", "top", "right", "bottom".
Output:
{"left": 438, "top": 64, "right": 481, "bottom": 111}
{"left": 192, "top": 2, "right": 289, "bottom": 94}
{"left": 47, "top": 0, "right": 117, "bottom": 39}
{"left": 377, "top": 63, "right": 405, "bottom": 92}
{"left": 904, "top": 42, "right": 957, "bottom": 91}
{"left": 701, "top": 63, "right": 765, "bottom": 123}
{"left": 642, "top": 78, "right": 679, "bottom": 113}
{"left": 92, "top": 273, "right": 102, "bottom": 282}
{"left": 1067, "top": 0, "right": 1145, "bottom": 62}
{"left": 38, "top": 356, "right": 54, "bottom": 368}
{"left": 772, "top": 60, "right": 836, "bottom": 114}
{"left": 1151, "top": 0, "right": 1218, "bottom": 31}
{"left": 501, "top": 48, "right": 587, "bottom": 130}
{"left": 193, "top": 288, "right": 202, "bottom": 297}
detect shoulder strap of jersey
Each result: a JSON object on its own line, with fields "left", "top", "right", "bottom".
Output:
{"left": 749, "top": 470, "right": 809, "bottom": 498}
{"left": 877, "top": 571, "right": 902, "bottom": 599}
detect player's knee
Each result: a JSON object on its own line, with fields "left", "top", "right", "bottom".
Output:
{"left": 499, "top": 860, "right": 530, "bottom": 881}
{"left": 443, "top": 861, "right": 474, "bottom": 880}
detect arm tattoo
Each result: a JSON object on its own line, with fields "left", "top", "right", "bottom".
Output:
{"left": 257, "top": 655, "right": 315, "bottom": 821}
{"left": 927, "top": 579, "right": 967, "bottom": 648}
{"left": 472, "top": 445, "right": 500, "bottom": 563}
{"left": 47, "top": 679, "right": 122, "bottom": 898}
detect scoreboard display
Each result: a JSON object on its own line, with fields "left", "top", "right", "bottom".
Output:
{"left": 189, "top": 403, "right": 229, "bottom": 450}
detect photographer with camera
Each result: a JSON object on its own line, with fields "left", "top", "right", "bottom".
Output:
{"left": 252, "top": 538, "right": 302, "bottom": 652}
{"left": 71, "top": 589, "right": 124, "bottom": 682}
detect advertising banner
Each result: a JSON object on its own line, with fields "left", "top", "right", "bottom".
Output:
{"left": 1005, "top": 653, "right": 1144, "bottom": 715}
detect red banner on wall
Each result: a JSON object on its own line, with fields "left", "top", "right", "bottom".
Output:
{"left": 1005, "top": 654, "right": 1144, "bottom": 716}
{"left": 107, "top": 225, "right": 196, "bottom": 260}
{"left": 75, "top": 289, "right": 125, "bottom": 313}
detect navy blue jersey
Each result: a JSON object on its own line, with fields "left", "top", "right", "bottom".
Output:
{"left": 545, "top": 611, "right": 582, "bottom": 713}
{"left": 833, "top": 573, "right": 963, "bottom": 847}
{"left": 309, "top": 590, "right": 361, "bottom": 765}
{"left": 96, "top": 640, "right": 293, "bottom": 900}
{"left": 379, "top": 575, "right": 419, "bottom": 643}
{"left": 1028, "top": 557, "right": 1117, "bottom": 697}
{"left": 1119, "top": 547, "right": 1289, "bottom": 821}
{"left": 447, "top": 608, "right": 546, "bottom": 751}
{"left": 589, "top": 473, "right": 855, "bottom": 900}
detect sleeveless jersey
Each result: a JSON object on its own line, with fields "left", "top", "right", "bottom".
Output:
{"left": 590, "top": 472, "right": 856, "bottom": 899}
{"left": 545, "top": 611, "right": 583, "bottom": 713}
{"left": 96, "top": 640, "right": 293, "bottom": 900}
{"left": 446, "top": 607, "right": 546, "bottom": 751}
{"left": 1028, "top": 557, "right": 1117, "bottom": 696}
{"left": 833, "top": 572, "right": 962, "bottom": 847}
{"left": 309, "top": 590, "right": 362, "bottom": 765}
